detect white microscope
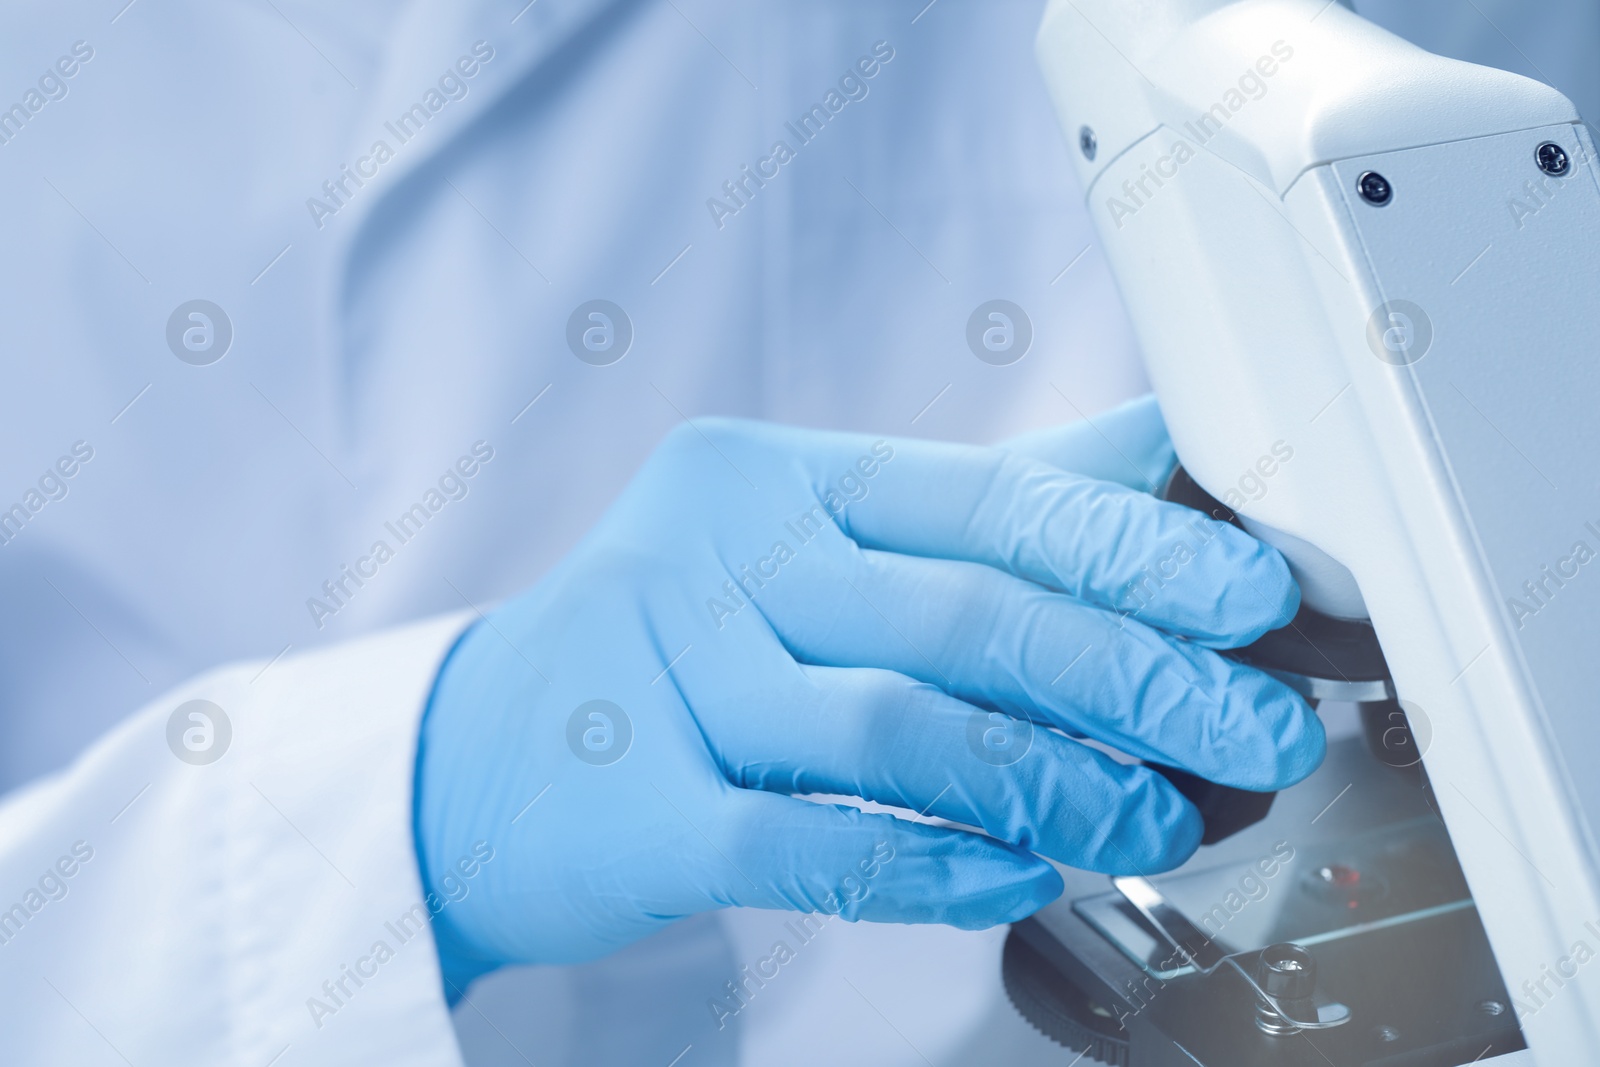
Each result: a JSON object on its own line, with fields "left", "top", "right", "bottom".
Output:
{"left": 1007, "top": 1, "right": 1600, "bottom": 1064}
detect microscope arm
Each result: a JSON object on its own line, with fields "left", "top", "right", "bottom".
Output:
{"left": 1039, "top": 1, "right": 1600, "bottom": 1057}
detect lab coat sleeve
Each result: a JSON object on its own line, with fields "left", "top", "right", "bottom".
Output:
{"left": 0, "top": 612, "right": 473, "bottom": 1067}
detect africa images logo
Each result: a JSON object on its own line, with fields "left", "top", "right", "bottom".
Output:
{"left": 1365, "top": 300, "right": 1433, "bottom": 366}
{"left": 1102, "top": 41, "right": 1294, "bottom": 230}
{"left": 566, "top": 700, "right": 633, "bottom": 766}
{"left": 166, "top": 700, "right": 231, "bottom": 765}
{"left": 305, "top": 41, "right": 496, "bottom": 230}
{"left": 966, "top": 300, "right": 1033, "bottom": 366}
{"left": 165, "top": 300, "right": 233, "bottom": 365}
{"left": 705, "top": 41, "right": 896, "bottom": 231}
{"left": 566, "top": 300, "right": 633, "bottom": 366}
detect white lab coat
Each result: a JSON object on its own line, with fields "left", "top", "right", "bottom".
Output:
{"left": 0, "top": 615, "right": 469, "bottom": 1064}
{"left": 0, "top": 0, "right": 1591, "bottom": 1063}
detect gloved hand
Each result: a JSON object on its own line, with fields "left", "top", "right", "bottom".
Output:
{"left": 414, "top": 395, "right": 1325, "bottom": 993}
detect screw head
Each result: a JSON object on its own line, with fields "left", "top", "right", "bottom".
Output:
{"left": 1079, "top": 125, "right": 1098, "bottom": 161}
{"left": 1373, "top": 1024, "right": 1402, "bottom": 1044}
{"left": 1476, "top": 999, "right": 1508, "bottom": 1018}
{"left": 1258, "top": 943, "right": 1317, "bottom": 999}
{"left": 1358, "top": 171, "right": 1393, "bottom": 206}
{"left": 1536, "top": 141, "right": 1571, "bottom": 176}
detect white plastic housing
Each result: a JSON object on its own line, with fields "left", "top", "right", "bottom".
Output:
{"left": 1039, "top": 0, "right": 1600, "bottom": 1060}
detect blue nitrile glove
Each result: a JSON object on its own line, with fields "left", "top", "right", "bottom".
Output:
{"left": 414, "top": 395, "right": 1325, "bottom": 994}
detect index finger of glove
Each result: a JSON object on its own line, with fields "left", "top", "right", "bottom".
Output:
{"left": 794, "top": 431, "right": 1296, "bottom": 649}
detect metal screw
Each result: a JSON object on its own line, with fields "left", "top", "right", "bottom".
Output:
{"left": 1358, "top": 171, "right": 1393, "bottom": 206}
{"left": 1536, "top": 142, "right": 1571, "bottom": 176}
{"left": 1476, "top": 999, "right": 1507, "bottom": 1018}
{"left": 1256, "top": 943, "right": 1318, "bottom": 1036}
{"left": 1079, "top": 126, "right": 1097, "bottom": 161}
{"left": 1374, "top": 1024, "right": 1402, "bottom": 1043}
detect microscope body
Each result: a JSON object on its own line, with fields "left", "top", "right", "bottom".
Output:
{"left": 1034, "top": 0, "right": 1600, "bottom": 1060}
